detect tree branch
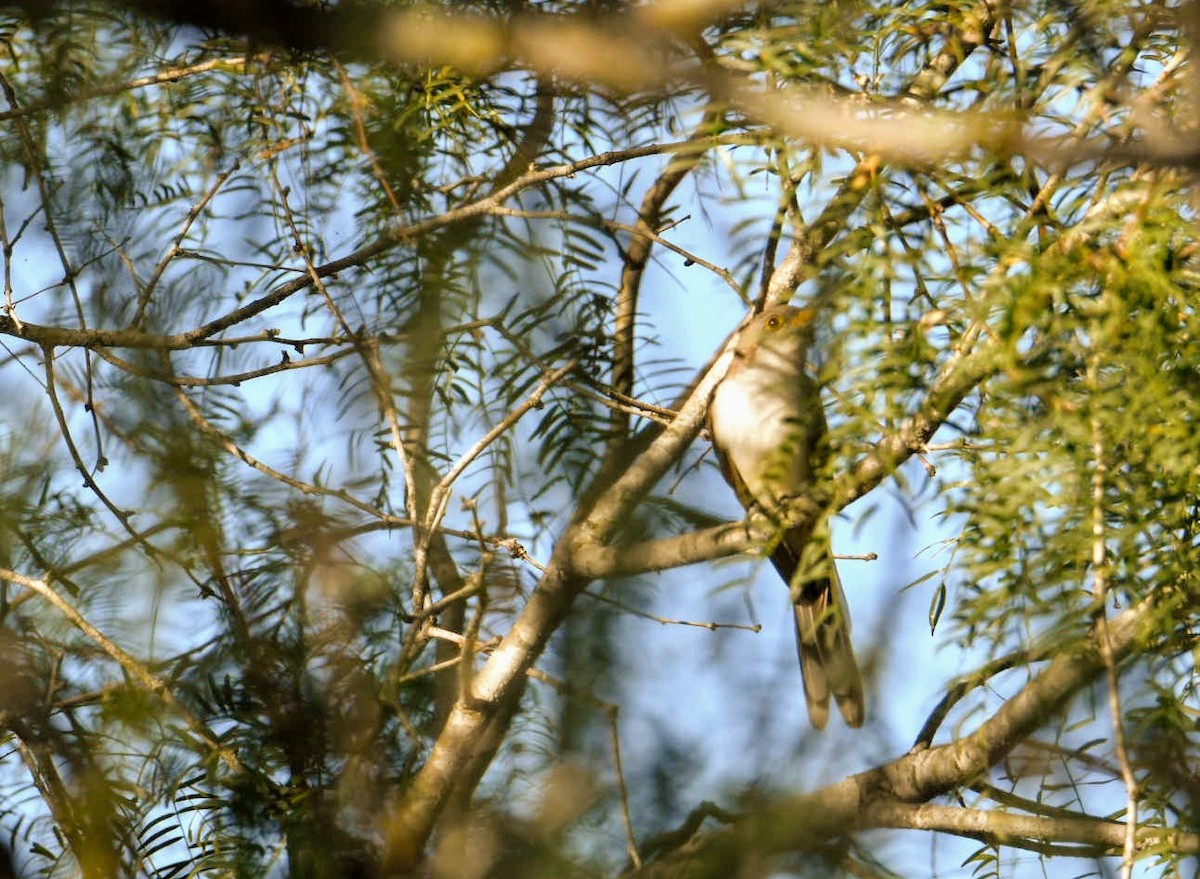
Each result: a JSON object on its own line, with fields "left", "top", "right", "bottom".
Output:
{"left": 609, "top": 103, "right": 723, "bottom": 445}
{"left": 569, "top": 337, "right": 999, "bottom": 579}
{"left": 0, "top": 141, "right": 688, "bottom": 351}
{"left": 637, "top": 590, "right": 1172, "bottom": 875}
{"left": 865, "top": 802, "right": 1199, "bottom": 856}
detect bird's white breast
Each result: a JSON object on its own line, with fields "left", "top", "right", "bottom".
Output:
{"left": 710, "top": 354, "right": 811, "bottom": 508}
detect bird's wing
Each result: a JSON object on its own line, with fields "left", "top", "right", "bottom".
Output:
{"left": 711, "top": 441, "right": 756, "bottom": 511}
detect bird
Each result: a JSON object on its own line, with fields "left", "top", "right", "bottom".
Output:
{"left": 708, "top": 304, "right": 864, "bottom": 729}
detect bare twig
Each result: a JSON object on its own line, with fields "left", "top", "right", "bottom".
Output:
{"left": 94, "top": 342, "right": 355, "bottom": 386}
{"left": 132, "top": 162, "right": 242, "bottom": 327}
{"left": 423, "top": 360, "right": 578, "bottom": 539}
{"left": 583, "top": 588, "right": 762, "bottom": 633}
{"left": 0, "top": 55, "right": 254, "bottom": 122}
{"left": 1088, "top": 354, "right": 1139, "bottom": 878}
{"left": 0, "top": 566, "right": 237, "bottom": 769}
{"left": 608, "top": 706, "right": 641, "bottom": 869}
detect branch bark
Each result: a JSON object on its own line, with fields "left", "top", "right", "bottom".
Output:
{"left": 569, "top": 337, "right": 1000, "bottom": 579}
{"left": 383, "top": 325, "right": 740, "bottom": 868}
{"left": 636, "top": 590, "right": 1175, "bottom": 876}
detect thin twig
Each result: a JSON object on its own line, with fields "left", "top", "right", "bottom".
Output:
{"left": 607, "top": 706, "right": 641, "bottom": 868}
{"left": 490, "top": 207, "right": 743, "bottom": 296}
{"left": 520, "top": 666, "right": 641, "bottom": 865}
{"left": 94, "top": 342, "right": 355, "bottom": 387}
{"left": 132, "top": 161, "right": 242, "bottom": 327}
{"left": 41, "top": 346, "right": 138, "bottom": 540}
{"left": 1088, "top": 355, "right": 1138, "bottom": 879}
{"left": 0, "top": 566, "right": 237, "bottom": 769}
{"left": 583, "top": 589, "right": 762, "bottom": 633}
{"left": 1, "top": 70, "right": 104, "bottom": 470}
{"left": 0, "top": 184, "right": 19, "bottom": 332}
{"left": 423, "top": 360, "right": 578, "bottom": 540}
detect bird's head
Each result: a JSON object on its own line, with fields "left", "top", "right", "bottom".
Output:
{"left": 735, "top": 304, "right": 817, "bottom": 364}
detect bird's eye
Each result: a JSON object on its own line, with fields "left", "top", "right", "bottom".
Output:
{"left": 765, "top": 315, "right": 782, "bottom": 330}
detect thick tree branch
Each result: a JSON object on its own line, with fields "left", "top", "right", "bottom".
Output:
{"left": 610, "top": 104, "right": 723, "bottom": 445}
{"left": 569, "top": 338, "right": 999, "bottom": 579}
{"left": 61, "top": 0, "right": 1195, "bottom": 176}
{"left": 638, "top": 591, "right": 1173, "bottom": 876}
{"left": 383, "top": 334, "right": 741, "bottom": 868}
{"left": 866, "top": 802, "right": 1199, "bottom": 855}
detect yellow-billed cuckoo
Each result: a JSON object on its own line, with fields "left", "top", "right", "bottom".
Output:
{"left": 708, "top": 305, "right": 864, "bottom": 729}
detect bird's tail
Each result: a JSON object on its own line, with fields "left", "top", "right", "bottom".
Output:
{"left": 771, "top": 530, "right": 864, "bottom": 729}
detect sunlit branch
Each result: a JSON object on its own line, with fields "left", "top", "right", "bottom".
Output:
{"left": 637, "top": 590, "right": 1175, "bottom": 875}
{"left": 969, "top": 782, "right": 1114, "bottom": 823}
{"left": 865, "top": 802, "right": 1198, "bottom": 856}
